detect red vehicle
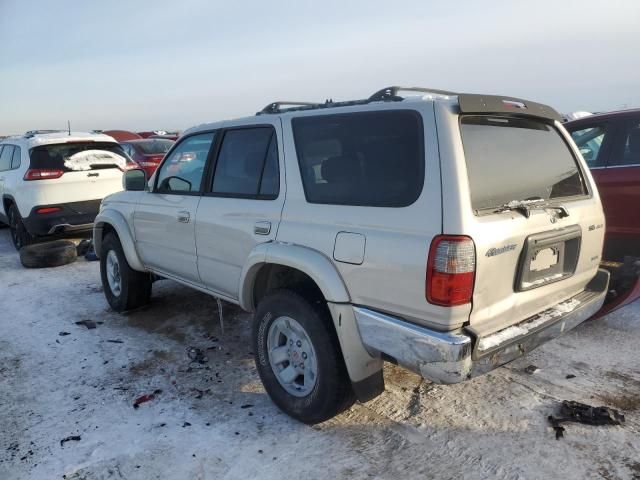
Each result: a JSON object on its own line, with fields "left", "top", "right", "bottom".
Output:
{"left": 119, "top": 138, "right": 174, "bottom": 177}
{"left": 103, "top": 130, "right": 143, "bottom": 142}
{"left": 566, "top": 109, "right": 640, "bottom": 315}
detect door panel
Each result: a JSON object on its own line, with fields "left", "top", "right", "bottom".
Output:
{"left": 133, "top": 131, "right": 216, "bottom": 283}
{"left": 134, "top": 193, "right": 202, "bottom": 283}
{"left": 195, "top": 122, "right": 284, "bottom": 298}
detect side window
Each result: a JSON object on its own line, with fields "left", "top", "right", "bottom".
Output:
{"left": 155, "top": 132, "right": 215, "bottom": 193}
{"left": 610, "top": 120, "right": 640, "bottom": 167}
{"left": 11, "top": 146, "right": 21, "bottom": 169}
{"left": 292, "top": 110, "right": 424, "bottom": 207}
{"left": 569, "top": 125, "right": 609, "bottom": 168}
{"left": 211, "top": 127, "right": 279, "bottom": 198}
{"left": 0, "top": 145, "right": 14, "bottom": 172}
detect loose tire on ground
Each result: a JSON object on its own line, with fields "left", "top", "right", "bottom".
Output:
{"left": 253, "top": 289, "right": 355, "bottom": 424}
{"left": 100, "top": 232, "right": 151, "bottom": 312}
{"left": 19, "top": 240, "right": 77, "bottom": 268}
{"left": 8, "top": 204, "right": 35, "bottom": 250}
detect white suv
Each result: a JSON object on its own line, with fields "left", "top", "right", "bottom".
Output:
{"left": 94, "top": 87, "right": 610, "bottom": 423}
{"left": 0, "top": 130, "right": 131, "bottom": 249}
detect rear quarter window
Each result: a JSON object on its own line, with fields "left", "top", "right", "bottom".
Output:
{"left": 292, "top": 110, "right": 424, "bottom": 207}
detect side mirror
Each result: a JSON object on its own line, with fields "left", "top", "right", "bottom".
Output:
{"left": 123, "top": 169, "right": 147, "bottom": 191}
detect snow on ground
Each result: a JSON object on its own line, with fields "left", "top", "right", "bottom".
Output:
{"left": 0, "top": 228, "right": 639, "bottom": 480}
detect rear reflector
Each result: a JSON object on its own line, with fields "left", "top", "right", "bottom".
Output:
{"left": 36, "top": 207, "right": 62, "bottom": 214}
{"left": 24, "top": 169, "right": 64, "bottom": 180}
{"left": 426, "top": 235, "right": 476, "bottom": 306}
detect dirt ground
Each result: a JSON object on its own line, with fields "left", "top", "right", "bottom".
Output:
{"left": 0, "top": 229, "right": 638, "bottom": 480}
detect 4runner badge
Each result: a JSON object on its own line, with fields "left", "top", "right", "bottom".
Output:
{"left": 486, "top": 244, "right": 517, "bottom": 257}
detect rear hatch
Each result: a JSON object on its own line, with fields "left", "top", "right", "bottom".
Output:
{"left": 459, "top": 115, "right": 605, "bottom": 338}
{"left": 27, "top": 141, "right": 128, "bottom": 204}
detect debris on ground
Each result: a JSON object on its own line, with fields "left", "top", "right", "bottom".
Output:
{"left": 240, "top": 404, "right": 254, "bottom": 409}
{"left": 566, "top": 374, "right": 577, "bottom": 379}
{"left": 548, "top": 400, "right": 625, "bottom": 439}
{"left": 524, "top": 365, "right": 539, "bottom": 374}
{"left": 106, "top": 339, "right": 124, "bottom": 343}
{"left": 186, "top": 347, "right": 208, "bottom": 364}
{"left": 133, "top": 389, "right": 163, "bottom": 409}
{"left": 59, "top": 332, "right": 71, "bottom": 336}
{"left": 60, "top": 435, "right": 81, "bottom": 447}
{"left": 192, "top": 388, "right": 211, "bottom": 399}
{"left": 182, "top": 422, "right": 191, "bottom": 427}
{"left": 75, "top": 319, "right": 98, "bottom": 329}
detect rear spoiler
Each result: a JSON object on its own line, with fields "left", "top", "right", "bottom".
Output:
{"left": 458, "top": 94, "right": 562, "bottom": 122}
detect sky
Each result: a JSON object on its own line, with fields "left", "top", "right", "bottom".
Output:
{"left": 1, "top": 0, "right": 639, "bottom": 135}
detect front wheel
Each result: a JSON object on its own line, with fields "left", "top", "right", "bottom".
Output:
{"left": 253, "top": 290, "right": 354, "bottom": 424}
{"left": 100, "top": 233, "right": 151, "bottom": 312}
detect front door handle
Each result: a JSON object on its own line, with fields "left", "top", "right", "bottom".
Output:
{"left": 177, "top": 210, "right": 190, "bottom": 223}
{"left": 254, "top": 221, "right": 271, "bottom": 235}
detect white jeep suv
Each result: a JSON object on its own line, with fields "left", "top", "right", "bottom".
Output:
{"left": 94, "top": 87, "right": 610, "bottom": 423}
{"left": 0, "top": 130, "right": 131, "bottom": 249}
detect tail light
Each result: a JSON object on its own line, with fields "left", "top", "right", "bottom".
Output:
{"left": 426, "top": 235, "right": 476, "bottom": 306}
{"left": 36, "top": 207, "right": 61, "bottom": 214}
{"left": 118, "top": 159, "right": 139, "bottom": 171}
{"left": 24, "top": 169, "right": 64, "bottom": 180}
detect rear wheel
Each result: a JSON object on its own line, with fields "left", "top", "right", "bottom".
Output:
{"left": 100, "top": 232, "right": 151, "bottom": 312}
{"left": 253, "top": 290, "right": 354, "bottom": 424}
{"left": 8, "top": 204, "right": 35, "bottom": 250}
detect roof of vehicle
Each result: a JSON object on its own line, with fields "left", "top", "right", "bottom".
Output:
{"left": 565, "top": 108, "right": 640, "bottom": 126}
{"left": 0, "top": 131, "right": 118, "bottom": 149}
{"left": 122, "top": 138, "right": 175, "bottom": 145}
{"left": 183, "top": 86, "right": 562, "bottom": 137}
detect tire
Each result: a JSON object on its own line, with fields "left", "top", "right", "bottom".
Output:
{"left": 19, "top": 240, "right": 77, "bottom": 268}
{"left": 8, "top": 204, "right": 35, "bottom": 250}
{"left": 100, "top": 232, "right": 151, "bottom": 312}
{"left": 253, "top": 290, "right": 355, "bottom": 424}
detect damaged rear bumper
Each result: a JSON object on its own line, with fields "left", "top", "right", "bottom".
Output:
{"left": 353, "top": 269, "right": 609, "bottom": 384}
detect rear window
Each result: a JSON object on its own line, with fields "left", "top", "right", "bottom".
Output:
{"left": 29, "top": 142, "right": 128, "bottom": 171}
{"left": 460, "top": 116, "right": 587, "bottom": 212}
{"left": 292, "top": 110, "right": 424, "bottom": 207}
{"left": 135, "top": 139, "right": 174, "bottom": 155}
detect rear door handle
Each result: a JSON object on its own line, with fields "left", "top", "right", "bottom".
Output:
{"left": 254, "top": 221, "right": 271, "bottom": 235}
{"left": 177, "top": 210, "right": 190, "bottom": 223}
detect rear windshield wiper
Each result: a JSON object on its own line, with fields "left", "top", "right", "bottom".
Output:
{"left": 493, "top": 199, "right": 546, "bottom": 218}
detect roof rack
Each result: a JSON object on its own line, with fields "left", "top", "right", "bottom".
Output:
{"left": 258, "top": 101, "right": 321, "bottom": 115}
{"left": 368, "top": 86, "right": 457, "bottom": 102}
{"left": 257, "top": 86, "right": 458, "bottom": 116}
{"left": 24, "top": 129, "right": 65, "bottom": 138}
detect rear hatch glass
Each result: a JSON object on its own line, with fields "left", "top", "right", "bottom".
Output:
{"left": 135, "top": 139, "right": 173, "bottom": 155}
{"left": 460, "top": 116, "right": 588, "bottom": 213}
{"left": 29, "top": 142, "right": 129, "bottom": 172}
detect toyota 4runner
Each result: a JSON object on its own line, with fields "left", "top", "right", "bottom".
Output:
{"left": 94, "top": 87, "right": 610, "bottom": 424}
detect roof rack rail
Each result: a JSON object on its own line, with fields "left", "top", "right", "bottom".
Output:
{"left": 368, "top": 86, "right": 457, "bottom": 102}
{"left": 24, "top": 129, "right": 65, "bottom": 138}
{"left": 257, "top": 101, "right": 321, "bottom": 115}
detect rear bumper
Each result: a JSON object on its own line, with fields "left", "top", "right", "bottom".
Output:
{"left": 22, "top": 200, "right": 101, "bottom": 236}
{"left": 354, "top": 269, "right": 609, "bottom": 384}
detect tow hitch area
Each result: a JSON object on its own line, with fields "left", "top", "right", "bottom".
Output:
{"left": 595, "top": 257, "right": 640, "bottom": 318}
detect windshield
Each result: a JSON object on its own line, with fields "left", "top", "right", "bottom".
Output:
{"left": 135, "top": 139, "right": 174, "bottom": 155}
{"left": 30, "top": 142, "right": 128, "bottom": 171}
{"left": 460, "top": 116, "right": 587, "bottom": 212}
